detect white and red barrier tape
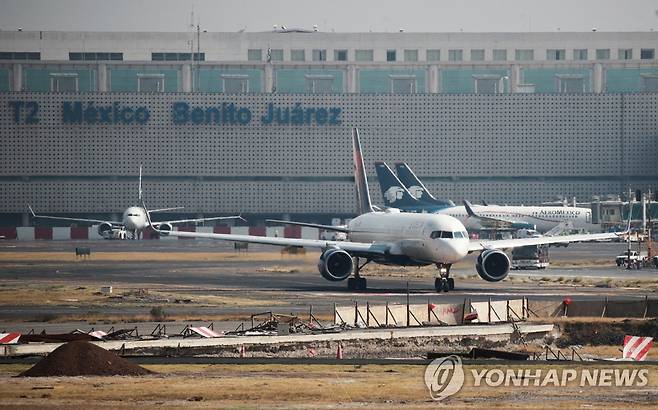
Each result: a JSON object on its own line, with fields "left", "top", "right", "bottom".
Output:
{"left": 623, "top": 335, "right": 653, "bottom": 361}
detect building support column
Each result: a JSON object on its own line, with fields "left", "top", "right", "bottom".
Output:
{"left": 98, "top": 63, "right": 107, "bottom": 91}
{"left": 22, "top": 212, "right": 30, "bottom": 227}
{"left": 510, "top": 64, "right": 521, "bottom": 93}
{"left": 593, "top": 63, "right": 603, "bottom": 94}
{"left": 264, "top": 64, "right": 274, "bottom": 93}
{"left": 428, "top": 65, "right": 439, "bottom": 93}
{"left": 182, "top": 64, "right": 192, "bottom": 92}
{"left": 13, "top": 63, "right": 22, "bottom": 91}
{"left": 346, "top": 64, "right": 357, "bottom": 93}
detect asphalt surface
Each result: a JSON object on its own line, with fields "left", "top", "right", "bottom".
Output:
{"left": 0, "top": 240, "right": 656, "bottom": 325}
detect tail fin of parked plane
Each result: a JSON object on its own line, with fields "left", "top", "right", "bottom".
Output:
{"left": 374, "top": 161, "right": 426, "bottom": 209}
{"left": 138, "top": 165, "right": 143, "bottom": 202}
{"left": 352, "top": 128, "right": 375, "bottom": 215}
{"left": 394, "top": 162, "right": 455, "bottom": 207}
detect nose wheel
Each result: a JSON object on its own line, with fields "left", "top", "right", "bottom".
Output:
{"left": 434, "top": 264, "right": 454, "bottom": 292}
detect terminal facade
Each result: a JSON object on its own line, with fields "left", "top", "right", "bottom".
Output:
{"left": 1, "top": 31, "right": 657, "bottom": 224}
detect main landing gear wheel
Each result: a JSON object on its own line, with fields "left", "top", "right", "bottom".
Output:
{"left": 347, "top": 277, "right": 367, "bottom": 291}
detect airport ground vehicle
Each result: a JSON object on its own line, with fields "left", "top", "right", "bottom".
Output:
{"left": 615, "top": 250, "right": 650, "bottom": 268}
{"left": 512, "top": 244, "right": 550, "bottom": 269}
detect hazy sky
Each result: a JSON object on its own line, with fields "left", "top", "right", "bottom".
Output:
{"left": 0, "top": 0, "right": 656, "bottom": 33}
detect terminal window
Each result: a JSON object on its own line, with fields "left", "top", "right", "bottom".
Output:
{"left": 137, "top": 74, "right": 164, "bottom": 92}
{"left": 290, "top": 49, "right": 305, "bottom": 61}
{"left": 50, "top": 73, "right": 78, "bottom": 92}
{"left": 470, "top": 49, "right": 485, "bottom": 61}
{"left": 222, "top": 75, "right": 249, "bottom": 93}
{"left": 573, "top": 49, "right": 588, "bottom": 60}
{"left": 618, "top": 49, "right": 633, "bottom": 60}
{"left": 492, "top": 49, "right": 507, "bottom": 61}
{"left": 355, "top": 49, "right": 373, "bottom": 62}
{"left": 596, "top": 49, "right": 610, "bottom": 60}
{"left": 247, "top": 49, "right": 262, "bottom": 61}
{"left": 69, "top": 52, "right": 122, "bottom": 61}
{"left": 334, "top": 49, "right": 348, "bottom": 61}
{"left": 0, "top": 51, "right": 40, "bottom": 60}
{"left": 641, "top": 49, "right": 655, "bottom": 60}
{"left": 515, "top": 49, "right": 534, "bottom": 61}
{"left": 641, "top": 75, "right": 658, "bottom": 92}
{"left": 473, "top": 75, "right": 501, "bottom": 93}
{"left": 448, "top": 49, "right": 463, "bottom": 61}
{"left": 305, "top": 75, "right": 333, "bottom": 93}
{"left": 151, "top": 52, "right": 204, "bottom": 61}
{"left": 386, "top": 50, "right": 396, "bottom": 62}
{"left": 312, "top": 49, "right": 327, "bottom": 61}
{"left": 404, "top": 49, "right": 418, "bottom": 62}
{"left": 426, "top": 49, "right": 440, "bottom": 61}
{"left": 269, "top": 49, "right": 283, "bottom": 61}
{"left": 390, "top": 76, "right": 416, "bottom": 94}
{"left": 546, "top": 49, "right": 565, "bottom": 61}
{"left": 556, "top": 75, "right": 585, "bottom": 93}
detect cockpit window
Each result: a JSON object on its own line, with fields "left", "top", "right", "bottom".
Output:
{"left": 453, "top": 231, "right": 468, "bottom": 238}
{"left": 430, "top": 230, "right": 453, "bottom": 239}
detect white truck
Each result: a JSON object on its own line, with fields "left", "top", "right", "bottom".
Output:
{"left": 615, "top": 250, "right": 649, "bottom": 269}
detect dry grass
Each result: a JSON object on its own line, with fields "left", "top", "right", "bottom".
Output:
{"left": 0, "top": 363, "right": 657, "bottom": 408}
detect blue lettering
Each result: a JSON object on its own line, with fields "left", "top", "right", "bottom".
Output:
{"left": 134, "top": 107, "right": 149, "bottom": 124}
{"left": 25, "top": 102, "right": 39, "bottom": 124}
{"left": 62, "top": 101, "right": 83, "bottom": 123}
{"left": 172, "top": 102, "right": 189, "bottom": 124}
{"left": 329, "top": 107, "right": 341, "bottom": 125}
{"left": 9, "top": 101, "right": 23, "bottom": 123}
{"left": 315, "top": 107, "right": 328, "bottom": 125}
{"left": 190, "top": 107, "right": 205, "bottom": 124}
{"left": 237, "top": 107, "right": 251, "bottom": 124}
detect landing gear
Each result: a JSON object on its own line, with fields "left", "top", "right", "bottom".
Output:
{"left": 347, "top": 257, "right": 370, "bottom": 291}
{"left": 434, "top": 264, "right": 454, "bottom": 292}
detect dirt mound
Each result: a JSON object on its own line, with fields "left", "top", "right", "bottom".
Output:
{"left": 557, "top": 318, "right": 658, "bottom": 348}
{"left": 20, "top": 340, "right": 153, "bottom": 377}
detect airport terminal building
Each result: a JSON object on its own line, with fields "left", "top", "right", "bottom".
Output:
{"left": 1, "top": 30, "right": 657, "bottom": 224}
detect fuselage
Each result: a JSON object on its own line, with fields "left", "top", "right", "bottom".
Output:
{"left": 436, "top": 205, "right": 596, "bottom": 233}
{"left": 122, "top": 206, "right": 149, "bottom": 231}
{"left": 347, "top": 212, "right": 469, "bottom": 264}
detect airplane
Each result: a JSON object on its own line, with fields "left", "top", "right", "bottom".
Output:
{"left": 376, "top": 161, "right": 598, "bottom": 233}
{"left": 394, "top": 162, "right": 455, "bottom": 208}
{"left": 29, "top": 166, "right": 243, "bottom": 240}
{"left": 144, "top": 128, "right": 620, "bottom": 292}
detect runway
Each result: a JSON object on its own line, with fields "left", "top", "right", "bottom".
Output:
{"left": 0, "top": 240, "right": 655, "bottom": 323}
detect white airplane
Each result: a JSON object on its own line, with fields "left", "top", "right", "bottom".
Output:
{"left": 29, "top": 166, "right": 243, "bottom": 240}
{"left": 144, "top": 128, "right": 621, "bottom": 292}
{"left": 377, "top": 162, "right": 598, "bottom": 233}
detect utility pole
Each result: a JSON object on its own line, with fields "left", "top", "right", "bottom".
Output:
{"left": 196, "top": 24, "right": 200, "bottom": 93}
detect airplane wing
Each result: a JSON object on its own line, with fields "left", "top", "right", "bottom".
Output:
{"left": 28, "top": 205, "right": 122, "bottom": 226}
{"left": 157, "top": 228, "right": 389, "bottom": 257}
{"left": 154, "top": 215, "right": 245, "bottom": 226}
{"left": 265, "top": 219, "right": 350, "bottom": 233}
{"left": 468, "top": 231, "right": 621, "bottom": 252}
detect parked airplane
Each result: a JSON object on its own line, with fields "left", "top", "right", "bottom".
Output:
{"left": 145, "top": 128, "right": 619, "bottom": 292}
{"left": 376, "top": 162, "right": 597, "bottom": 233}
{"left": 29, "top": 166, "right": 243, "bottom": 239}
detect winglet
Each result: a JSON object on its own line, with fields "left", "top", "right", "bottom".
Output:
{"left": 141, "top": 200, "right": 160, "bottom": 233}
{"left": 463, "top": 199, "right": 478, "bottom": 218}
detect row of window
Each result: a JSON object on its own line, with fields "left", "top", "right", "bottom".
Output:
{"left": 247, "top": 48, "right": 657, "bottom": 62}
{"left": 152, "top": 52, "right": 205, "bottom": 61}
{"left": 43, "top": 72, "right": 619, "bottom": 94}
{"left": 0, "top": 52, "right": 40, "bottom": 60}
{"left": 69, "top": 52, "right": 123, "bottom": 61}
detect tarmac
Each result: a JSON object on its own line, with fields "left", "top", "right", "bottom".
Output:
{"left": 0, "top": 240, "right": 655, "bottom": 326}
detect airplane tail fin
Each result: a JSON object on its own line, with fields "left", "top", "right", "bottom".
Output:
{"left": 374, "top": 161, "right": 424, "bottom": 208}
{"left": 352, "top": 128, "right": 375, "bottom": 215}
{"left": 394, "top": 162, "right": 454, "bottom": 207}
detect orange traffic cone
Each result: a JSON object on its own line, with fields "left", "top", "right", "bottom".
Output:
{"left": 336, "top": 342, "right": 343, "bottom": 359}
{"left": 239, "top": 345, "right": 246, "bottom": 358}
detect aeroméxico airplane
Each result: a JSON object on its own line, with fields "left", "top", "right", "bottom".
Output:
{"left": 144, "top": 128, "right": 620, "bottom": 292}
{"left": 29, "top": 166, "right": 243, "bottom": 240}
{"left": 377, "top": 161, "right": 597, "bottom": 233}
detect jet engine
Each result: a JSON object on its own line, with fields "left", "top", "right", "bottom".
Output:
{"left": 318, "top": 248, "right": 353, "bottom": 281}
{"left": 475, "top": 249, "right": 510, "bottom": 282}
{"left": 97, "top": 222, "right": 114, "bottom": 236}
{"left": 157, "top": 222, "right": 173, "bottom": 232}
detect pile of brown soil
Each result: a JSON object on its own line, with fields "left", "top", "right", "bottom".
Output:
{"left": 20, "top": 341, "right": 153, "bottom": 377}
